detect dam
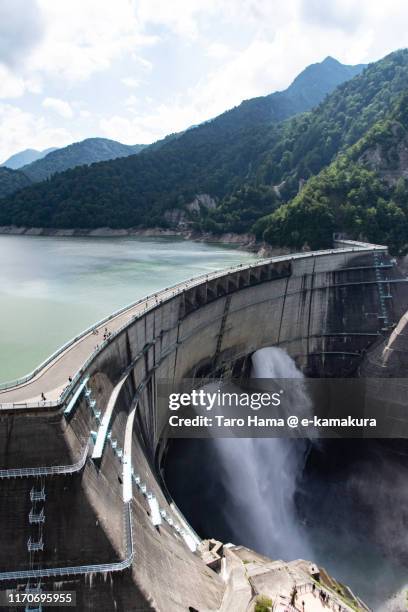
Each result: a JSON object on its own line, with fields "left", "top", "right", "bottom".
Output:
{"left": 0, "top": 238, "right": 408, "bottom": 611}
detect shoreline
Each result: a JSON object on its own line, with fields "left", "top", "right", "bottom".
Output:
{"left": 0, "top": 225, "right": 288, "bottom": 257}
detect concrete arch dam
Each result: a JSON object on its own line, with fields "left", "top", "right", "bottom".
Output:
{"left": 0, "top": 239, "right": 407, "bottom": 611}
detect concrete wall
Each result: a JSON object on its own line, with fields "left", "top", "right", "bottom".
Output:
{"left": 1, "top": 244, "right": 407, "bottom": 610}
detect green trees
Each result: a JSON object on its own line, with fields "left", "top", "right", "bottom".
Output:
{"left": 205, "top": 185, "right": 279, "bottom": 233}
{"left": 21, "top": 138, "right": 146, "bottom": 182}
{"left": 257, "top": 120, "right": 408, "bottom": 255}
{"left": 0, "top": 168, "right": 31, "bottom": 199}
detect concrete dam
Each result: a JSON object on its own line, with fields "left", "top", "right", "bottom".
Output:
{"left": 1, "top": 239, "right": 408, "bottom": 611}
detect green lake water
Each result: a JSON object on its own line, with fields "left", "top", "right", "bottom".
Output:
{"left": 0, "top": 235, "right": 256, "bottom": 383}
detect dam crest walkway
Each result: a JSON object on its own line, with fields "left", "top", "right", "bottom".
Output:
{"left": 0, "top": 240, "right": 388, "bottom": 409}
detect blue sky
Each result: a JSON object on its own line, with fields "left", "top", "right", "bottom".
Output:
{"left": 1, "top": 0, "right": 408, "bottom": 162}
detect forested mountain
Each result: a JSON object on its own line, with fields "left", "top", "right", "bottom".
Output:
{"left": 2, "top": 51, "right": 408, "bottom": 254}
{"left": 1, "top": 147, "right": 57, "bottom": 169}
{"left": 1, "top": 56, "right": 360, "bottom": 194}
{"left": 210, "top": 56, "right": 365, "bottom": 132}
{"left": 251, "top": 50, "right": 408, "bottom": 198}
{"left": 21, "top": 138, "right": 147, "bottom": 182}
{"left": 255, "top": 92, "right": 408, "bottom": 253}
{"left": 0, "top": 55, "right": 366, "bottom": 229}
{"left": 201, "top": 49, "right": 408, "bottom": 238}
{"left": 0, "top": 168, "right": 32, "bottom": 199}
{"left": 0, "top": 122, "right": 279, "bottom": 228}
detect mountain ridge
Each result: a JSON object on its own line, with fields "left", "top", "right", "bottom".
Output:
{"left": 201, "top": 56, "right": 366, "bottom": 133}
{"left": 21, "top": 137, "right": 147, "bottom": 182}
{"left": 2, "top": 53, "right": 396, "bottom": 244}
{"left": 1, "top": 147, "right": 57, "bottom": 169}
{"left": 1, "top": 55, "right": 363, "bottom": 194}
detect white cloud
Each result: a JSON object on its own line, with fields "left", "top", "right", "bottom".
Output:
{"left": 0, "top": 0, "right": 44, "bottom": 68}
{"left": 302, "top": 0, "right": 363, "bottom": 31}
{"left": 206, "top": 43, "right": 232, "bottom": 59}
{"left": 0, "top": 104, "right": 73, "bottom": 163}
{"left": 131, "top": 55, "right": 153, "bottom": 72}
{"left": 42, "top": 97, "right": 74, "bottom": 119}
{"left": 122, "top": 77, "right": 140, "bottom": 89}
{"left": 99, "top": 0, "right": 408, "bottom": 146}
{"left": 124, "top": 95, "right": 139, "bottom": 108}
{"left": 0, "top": 0, "right": 157, "bottom": 99}
{"left": 192, "top": 39, "right": 296, "bottom": 116}
{"left": 100, "top": 114, "right": 158, "bottom": 144}
{"left": 0, "top": 66, "right": 26, "bottom": 98}
{"left": 4, "top": 0, "right": 408, "bottom": 158}
{"left": 135, "top": 0, "right": 220, "bottom": 39}
{"left": 100, "top": 101, "right": 201, "bottom": 144}
{"left": 101, "top": 29, "right": 354, "bottom": 146}
{"left": 16, "top": 0, "right": 157, "bottom": 83}
{"left": 0, "top": 65, "right": 42, "bottom": 99}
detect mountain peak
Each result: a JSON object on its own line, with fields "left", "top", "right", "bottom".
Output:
{"left": 321, "top": 55, "right": 341, "bottom": 65}
{"left": 284, "top": 56, "right": 366, "bottom": 107}
{"left": 1, "top": 147, "right": 57, "bottom": 170}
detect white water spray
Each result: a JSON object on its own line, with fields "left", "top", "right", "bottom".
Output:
{"left": 213, "top": 347, "right": 312, "bottom": 560}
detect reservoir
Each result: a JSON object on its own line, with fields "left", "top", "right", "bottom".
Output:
{"left": 0, "top": 234, "right": 256, "bottom": 382}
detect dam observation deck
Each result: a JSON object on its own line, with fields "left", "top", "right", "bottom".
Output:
{"left": 0, "top": 238, "right": 405, "bottom": 612}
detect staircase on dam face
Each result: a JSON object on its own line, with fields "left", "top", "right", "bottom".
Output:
{"left": 372, "top": 250, "right": 393, "bottom": 329}
{"left": 25, "top": 483, "right": 46, "bottom": 612}
{"left": 0, "top": 380, "right": 128, "bottom": 575}
{"left": 0, "top": 370, "right": 211, "bottom": 612}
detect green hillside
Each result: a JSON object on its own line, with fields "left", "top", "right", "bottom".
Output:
{"left": 0, "top": 168, "right": 32, "bottom": 199}
{"left": 202, "top": 56, "right": 365, "bottom": 132}
{"left": 203, "top": 48, "right": 408, "bottom": 249}
{"left": 21, "top": 138, "right": 146, "bottom": 182}
{"left": 256, "top": 92, "right": 408, "bottom": 254}
{"left": 0, "top": 56, "right": 367, "bottom": 229}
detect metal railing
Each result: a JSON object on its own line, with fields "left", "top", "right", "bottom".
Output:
{"left": 0, "top": 502, "right": 133, "bottom": 581}
{"left": 0, "top": 443, "right": 89, "bottom": 479}
{"left": 0, "top": 241, "right": 387, "bottom": 409}
{"left": 295, "top": 581, "right": 360, "bottom": 612}
{"left": 27, "top": 537, "right": 44, "bottom": 552}
{"left": 64, "top": 377, "right": 89, "bottom": 416}
{"left": 29, "top": 508, "right": 45, "bottom": 524}
{"left": 30, "top": 487, "right": 46, "bottom": 502}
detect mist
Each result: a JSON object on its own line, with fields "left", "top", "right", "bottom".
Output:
{"left": 210, "top": 347, "right": 312, "bottom": 560}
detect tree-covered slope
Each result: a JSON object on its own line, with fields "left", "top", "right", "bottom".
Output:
{"left": 21, "top": 138, "right": 146, "bottom": 182}
{"left": 0, "top": 55, "right": 368, "bottom": 229}
{"left": 0, "top": 168, "right": 32, "bottom": 199}
{"left": 205, "top": 56, "right": 365, "bottom": 132}
{"left": 256, "top": 92, "right": 408, "bottom": 254}
{"left": 251, "top": 49, "right": 408, "bottom": 199}
{"left": 0, "top": 50, "right": 406, "bottom": 234}
{"left": 0, "top": 123, "right": 280, "bottom": 228}
{"left": 197, "top": 49, "right": 408, "bottom": 237}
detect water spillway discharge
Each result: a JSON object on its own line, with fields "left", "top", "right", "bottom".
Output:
{"left": 211, "top": 347, "right": 313, "bottom": 561}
